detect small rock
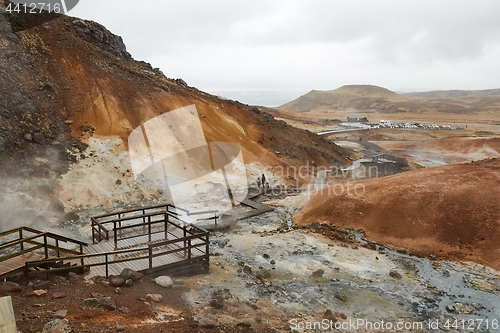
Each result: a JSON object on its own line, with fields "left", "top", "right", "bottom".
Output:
{"left": 33, "top": 280, "right": 52, "bottom": 290}
{"left": 52, "top": 292, "right": 67, "bottom": 299}
{"left": 146, "top": 294, "right": 163, "bottom": 303}
{"left": 243, "top": 265, "right": 252, "bottom": 274}
{"left": 237, "top": 322, "right": 252, "bottom": 328}
{"left": 209, "top": 300, "right": 224, "bottom": 309}
{"left": 118, "top": 307, "right": 130, "bottom": 314}
{"left": 115, "top": 287, "right": 121, "bottom": 294}
{"left": 334, "top": 291, "right": 347, "bottom": 302}
{"left": 446, "top": 302, "right": 474, "bottom": 315}
{"left": 54, "top": 310, "right": 68, "bottom": 319}
{"left": 23, "top": 312, "right": 40, "bottom": 320}
{"left": 311, "top": 222, "right": 321, "bottom": 229}
{"left": 33, "top": 133, "right": 46, "bottom": 144}
{"left": 154, "top": 276, "right": 173, "bottom": 288}
{"left": 116, "top": 325, "right": 126, "bottom": 332}
{"left": 108, "top": 276, "right": 125, "bottom": 287}
{"left": 389, "top": 270, "right": 403, "bottom": 280}
{"left": 42, "top": 319, "right": 71, "bottom": 333}
{"left": 24, "top": 133, "right": 33, "bottom": 141}
{"left": 82, "top": 297, "right": 116, "bottom": 311}
{"left": 262, "top": 254, "right": 270, "bottom": 259}
{"left": 311, "top": 269, "right": 324, "bottom": 278}
{"left": 48, "top": 200, "right": 65, "bottom": 214}
{"left": 98, "top": 297, "right": 116, "bottom": 311}
{"left": 27, "top": 290, "right": 48, "bottom": 298}
{"left": 0, "top": 282, "right": 22, "bottom": 293}
{"left": 324, "top": 309, "right": 337, "bottom": 321}
{"left": 270, "top": 260, "right": 276, "bottom": 265}
{"left": 124, "top": 279, "right": 133, "bottom": 287}
{"left": 120, "top": 268, "right": 143, "bottom": 281}
{"left": 90, "top": 292, "right": 105, "bottom": 298}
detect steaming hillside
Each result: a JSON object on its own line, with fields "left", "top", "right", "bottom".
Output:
{"left": 279, "top": 84, "right": 500, "bottom": 115}
{"left": 0, "top": 4, "right": 350, "bottom": 231}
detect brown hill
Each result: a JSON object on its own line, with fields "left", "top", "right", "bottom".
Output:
{"left": 280, "top": 84, "right": 416, "bottom": 113}
{"left": 295, "top": 159, "right": 500, "bottom": 270}
{"left": 279, "top": 84, "right": 500, "bottom": 116}
{"left": 0, "top": 4, "right": 350, "bottom": 176}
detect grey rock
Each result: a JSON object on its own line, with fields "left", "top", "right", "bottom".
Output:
{"left": 24, "top": 133, "right": 33, "bottom": 141}
{"left": 108, "top": 276, "right": 125, "bottom": 287}
{"left": 82, "top": 297, "right": 116, "bottom": 311}
{"left": 243, "top": 265, "right": 252, "bottom": 274}
{"left": 118, "top": 307, "right": 130, "bottom": 314}
{"left": 446, "top": 302, "right": 474, "bottom": 315}
{"left": 33, "top": 132, "right": 46, "bottom": 144}
{"left": 116, "top": 325, "right": 126, "bottom": 332}
{"left": 48, "top": 200, "right": 65, "bottom": 214}
{"left": 120, "top": 268, "right": 143, "bottom": 281}
{"left": 154, "top": 276, "right": 173, "bottom": 288}
{"left": 33, "top": 280, "right": 52, "bottom": 290}
{"left": 23, "top": 312, "right": 40, "bottom": 320}
{"left": 54, "top": 309, "right": 68, "bottom": 319}
{"left": 42, "top": 319, "right": 71, "bottom": 333}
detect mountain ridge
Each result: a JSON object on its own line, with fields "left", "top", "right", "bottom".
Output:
{"left": 279, "top": 84, "right": 500, "bottom": 115}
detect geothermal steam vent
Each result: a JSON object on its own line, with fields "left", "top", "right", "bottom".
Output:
{"left": 128, "top": 105, "right": 248, "bottom": 214}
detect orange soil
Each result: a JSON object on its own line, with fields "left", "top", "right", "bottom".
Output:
{"left": 295, "top": 159, "right": 500, "bottom": 270}
{"left": 18, "top": 15, "right": 349, "bottom": 172}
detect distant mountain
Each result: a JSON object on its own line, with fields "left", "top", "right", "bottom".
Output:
{"left": 279, "top": 84, "right": 500, "bottom": 115}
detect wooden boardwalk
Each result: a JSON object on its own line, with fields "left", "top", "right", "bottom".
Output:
{"left": 0, "top": 252, "right": 44, "bottom": 277}
{"left": 0, "top": 205, "right": 210, "bottom": 281}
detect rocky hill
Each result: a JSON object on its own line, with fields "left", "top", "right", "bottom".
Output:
{"left": 0, "top": 2, "right": 350, "bottom": 231}
{"left": 279, "top": 84, "right": 500, "bottom": 115}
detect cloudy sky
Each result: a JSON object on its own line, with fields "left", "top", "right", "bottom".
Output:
{"left": 70, "top": 0, "right": 500, "bottom": 105}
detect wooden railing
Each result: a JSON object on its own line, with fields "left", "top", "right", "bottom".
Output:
{"left": 91, "top": 204, "right": 218, "bottom": 248}
{"left": 0, "top": 227, "right": 87, "bottom": 280}
{"left": 24, "top": 227, "right": 209, "bottom": 279}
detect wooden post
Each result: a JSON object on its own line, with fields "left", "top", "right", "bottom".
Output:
{"left": 0, "top": 296, "right": 17, "bottom": 333}
{"left": 80, "top": 244, "right": 84, "bottom": 266}
{"left": 43, "top": 234, "right": 48, "bottom": 259}
{"left": 205, "top": 233, "right": 209, "bottom": 257}
{"left": 105, "top": 254, "right": 109, "bottom": 278}
{"left": 148, "top": 216, "right": 152, "bottom": 243}
{"left": 19, "top": 229, "right": 23, "bottom": 251}
{"left": 188, "top": 239, "right": 192, "bottom": 259}
{"left": 164, "top": 213, "right": 168, "bottom": 240}
{"left": 114, "top": 221, "right": 118, "bottom": 250}
{"left": 92, "top": 222, "right": 95, "bottom": 244}
{"left": 149, "top": 246, "right": 153, "bottom": 269}
{"left": 56, "top": 239, "right": 60, "bottom": 257}
{"left": 183, "top": 224, "right": 187, "bottom": 257}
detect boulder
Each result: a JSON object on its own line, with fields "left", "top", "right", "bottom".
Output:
{"left": 82, "top": 297, "right": 116, "bottom": 311}
{"left": 154, "top": 276, "right": 173, "bottom": 288}
{"left": 108, "top": 276, "right": 125, "bottom": 287}
{"left": 42, "top": 319, "right": 71, "bottom": 333}
{"left": 54, "top": 310, "right": 68, "bottom": 319}
{"left": 33, "top": 280, "right": 52, "bottom": 290}
{"left": 120, "top": 268, "right": 143, "bottom": 281}
{"left": 0, "top": 282, "right": 22, "bottom": 293}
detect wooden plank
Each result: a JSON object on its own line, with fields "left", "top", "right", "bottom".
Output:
{"left": 0, "top": 252, "right": 44, "bottom": 277}
{"left": 0, "top": 296, "right": 17, "bottom": 333}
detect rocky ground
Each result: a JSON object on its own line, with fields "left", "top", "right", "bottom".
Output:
{"left": 3, "top": 199, "right": 500, "bottom": 333}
